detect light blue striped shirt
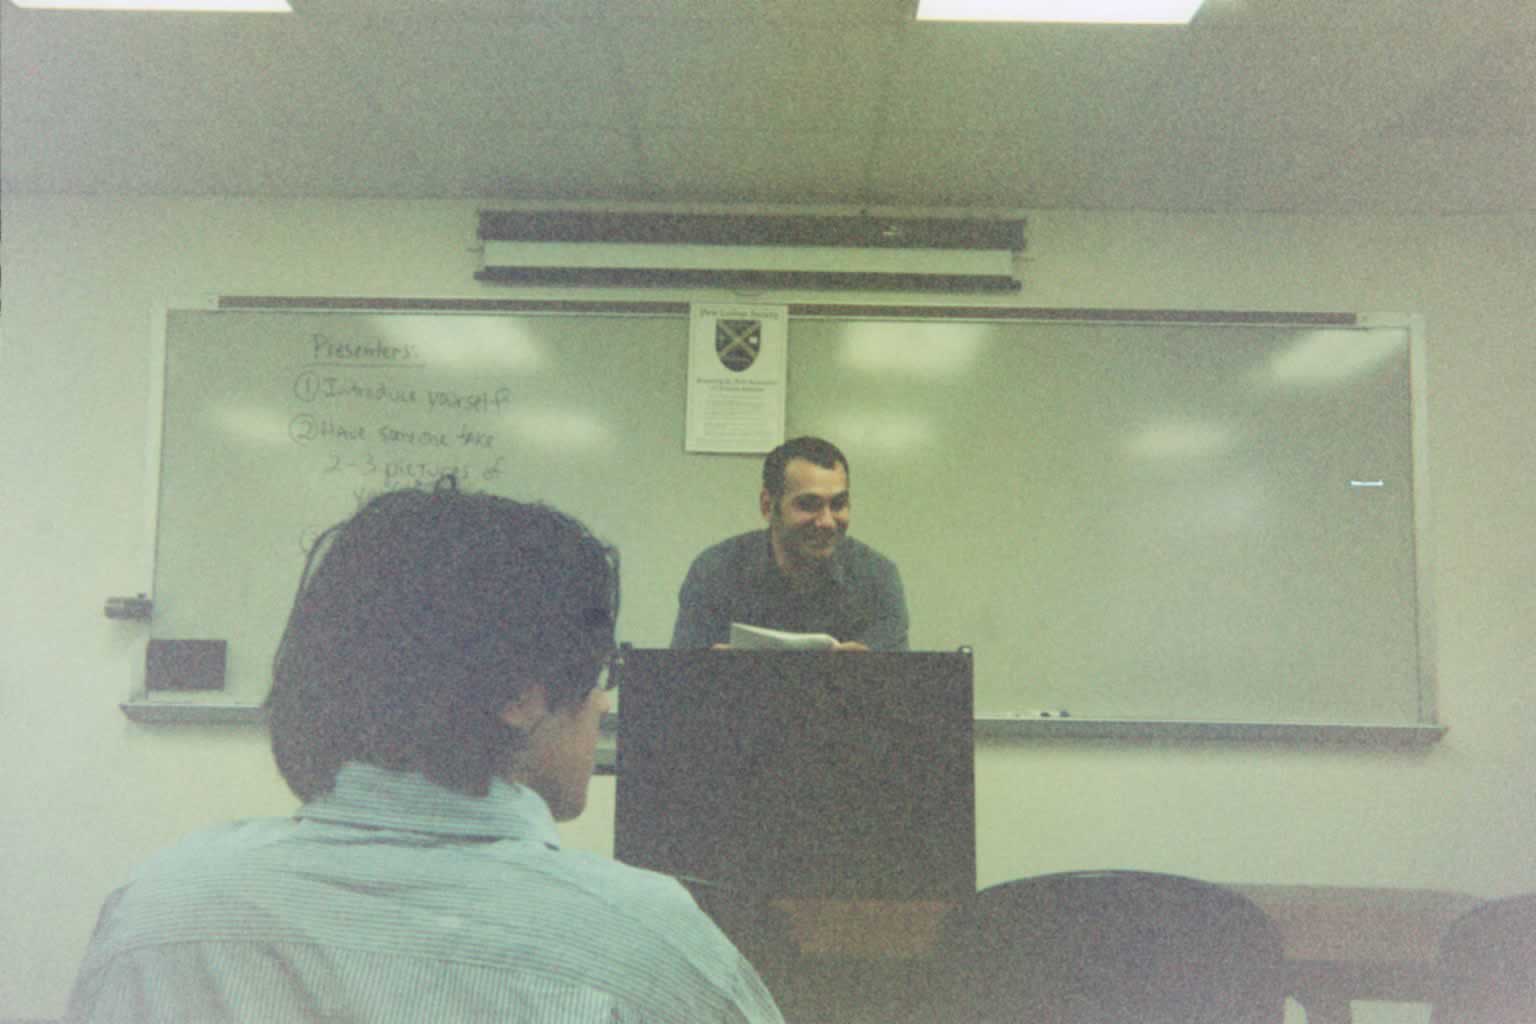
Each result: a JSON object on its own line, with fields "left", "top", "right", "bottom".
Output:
{"left": 67, "top": 763, "right": 785, "bottom": 1023}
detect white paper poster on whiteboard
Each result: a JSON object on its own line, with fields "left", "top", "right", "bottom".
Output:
{"left": 685, "top": 303, "right": 787, "bottom": 453}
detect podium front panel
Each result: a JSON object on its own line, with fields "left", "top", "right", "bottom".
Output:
{"left": 613, "top": 650, "right": 975, "bottom": 901}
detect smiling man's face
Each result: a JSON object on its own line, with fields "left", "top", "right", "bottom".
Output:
{"left": 762, "top": 457, "right": 850, "bottom": 575}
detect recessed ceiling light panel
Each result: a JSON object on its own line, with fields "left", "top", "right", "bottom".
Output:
{"left": 10, "top": 0, "right": 291, "bottom": 11}
{"left": 916, "top": 0, "right": 1205, "bottom": 24}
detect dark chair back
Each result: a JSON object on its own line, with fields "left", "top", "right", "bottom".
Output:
{"left": 1434, "top": 892, "right": 1536, "bottom": 1024}
{"left": 926, "top": 870, "right": 1286, "bottom": 1024}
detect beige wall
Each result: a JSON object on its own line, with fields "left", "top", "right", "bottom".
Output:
{"left": 2, "top": 197, "right": 1532, "bottom": 1018}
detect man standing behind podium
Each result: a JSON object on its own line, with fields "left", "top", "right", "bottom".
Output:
{"left": 672, "top": 436, "right": 909, "bottom": 651}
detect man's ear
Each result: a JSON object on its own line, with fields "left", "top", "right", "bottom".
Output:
{"left": 497, "top": 683, "right": 549, "bottom": 731}
{"left": 759, "top": 488, "right": 773, "bottom": 521}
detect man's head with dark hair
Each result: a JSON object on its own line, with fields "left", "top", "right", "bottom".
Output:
{"left": 759, "top": 436, "right": 852, "bottom": 577}
{"left": 761, "top": 436, "right": 849, "bottom": 500}
{"left": 266, "top": 480, "right": 618, "bottom": 818}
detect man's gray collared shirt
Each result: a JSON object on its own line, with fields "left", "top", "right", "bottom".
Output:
{"left": 671, "top": 529, "right": 909, "bottom": 650}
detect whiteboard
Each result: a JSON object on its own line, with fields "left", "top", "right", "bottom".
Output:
{"left": 148, "top": 303, "right": 1431, "bottom": 726}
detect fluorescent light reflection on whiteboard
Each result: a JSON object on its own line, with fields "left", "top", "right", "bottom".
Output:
{"left": 1193, "top": 482, "right": 1262, "bottom": 536}
{"left": 1125, "top": 477, "right": 1262, "bottom": 538}
{"left": 1265, "top": 330, "right": 1404, "bottom": 385}
{"left": 372, "top": 317, "right": 543, "bottom": 374}
{"left": 1125, "top": 419, "right": 1235, "bottom": 460}
{"left": 825, "top": 413, "right": 933, "bottom": 454}
{"left": 501, "top": 408, "right": 610, "bottom": 450}
{"left": 214, "top": 404, "right": 290, "bottom": 445}
{"left": 836, "top": 322, "right": 987, "bottom": 377}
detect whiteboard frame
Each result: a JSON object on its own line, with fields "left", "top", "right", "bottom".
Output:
{"left": 124, "top": 298, "right": 1439, "bottom": 744}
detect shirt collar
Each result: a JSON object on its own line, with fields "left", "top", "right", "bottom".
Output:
{"left": 295, "top": 762, "right": 562, "bottom": 848}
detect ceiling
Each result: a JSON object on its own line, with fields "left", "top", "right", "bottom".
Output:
{"left": 2, "top": 0, "right": 1533, "bottom": 214}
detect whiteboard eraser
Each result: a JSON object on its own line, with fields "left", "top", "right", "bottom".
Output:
{"left": 146, "top": 638, "right": 228, "bottom": 691}
{"left": 105, "top": 594, "right": 153, "bottom": 620}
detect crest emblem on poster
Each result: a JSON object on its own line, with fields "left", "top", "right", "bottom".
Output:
{"left": 715, "top": 319, "right": 762, "bottom": 372}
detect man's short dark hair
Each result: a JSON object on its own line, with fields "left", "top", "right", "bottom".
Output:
{"left": 762, "top": 436, "right": 849, "bottom": 499}
{"left": 266, "top": 480, "right": 619, "bottom": 802}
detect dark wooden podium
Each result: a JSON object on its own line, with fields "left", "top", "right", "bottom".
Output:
{"left": 612, "top": 649, "right": 976, "bottom": 1022}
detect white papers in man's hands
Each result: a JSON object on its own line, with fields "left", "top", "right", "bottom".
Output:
{"left": 729, "top": 622, "right": 838, "bottom": 650}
